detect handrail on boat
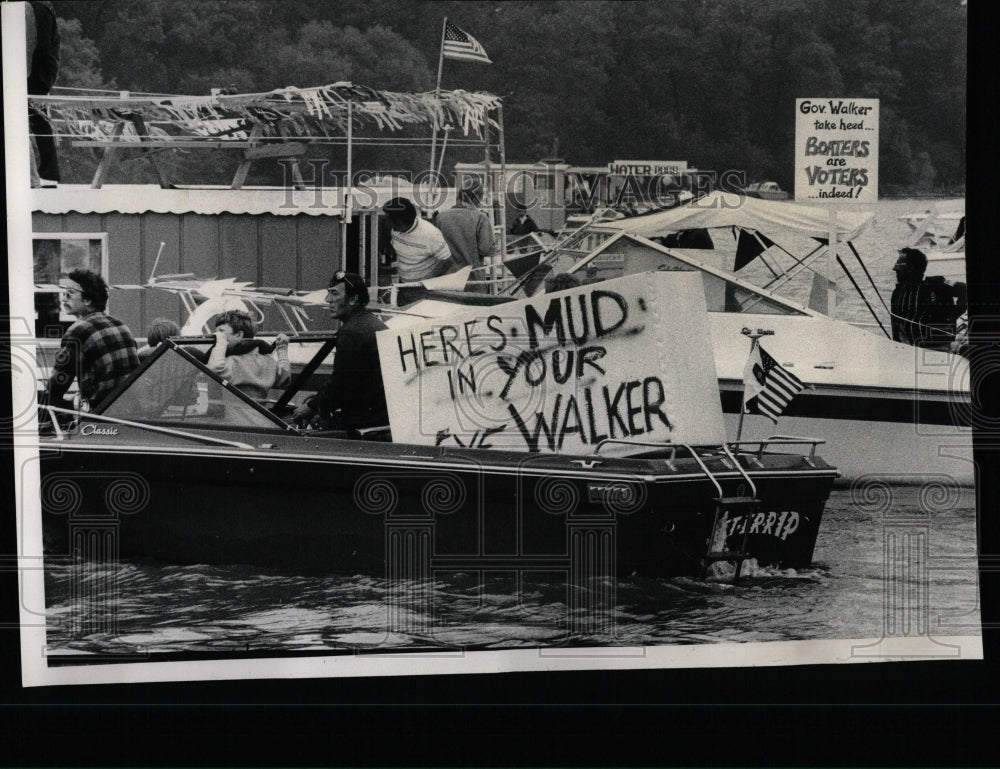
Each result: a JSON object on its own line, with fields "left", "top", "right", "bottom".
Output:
{"left": 592, "top": 439, "right": 740, "bottom": 499}
{"left": 41, "top": 405, "right": 258, "bottom": 450}
{"left": 728, "top": 435, "right": 826, "bottom": 461}
{"left": 593, "top": 435, "right": 829, "bottom": 490}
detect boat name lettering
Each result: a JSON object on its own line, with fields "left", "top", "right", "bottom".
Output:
{"left": 587, "top": 483, "right": 637, "bottom": 504}
{"left": 725, "top": 510, "right": 800, "bottom": 541}
{"left": 80, "top": 424, "right": 119, "bottom": 436}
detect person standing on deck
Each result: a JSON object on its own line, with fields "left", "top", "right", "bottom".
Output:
{"left": 292, "top": 272, "right": 390, "bottom": 439}
{"left": 41, "top": 269, "right": 139, "bottom": 416}
{"left": 383, "top": 197, "right": 454, "bottom": 282}
{"left": 435, "top": 178, "right": 495, "bottom": 293}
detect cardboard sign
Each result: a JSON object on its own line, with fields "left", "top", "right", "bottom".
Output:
{"left": 377, "top": 271, "right": 725, "bottom": 454}
{"left": 795, "top": 98, "right": 879, "bottom": 202}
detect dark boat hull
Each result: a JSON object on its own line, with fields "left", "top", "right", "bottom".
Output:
{"left": 40, "top": 431, "right": 835, "bottom": 579}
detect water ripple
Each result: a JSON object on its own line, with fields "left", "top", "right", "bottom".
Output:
{"left": 41, "top": 487, "right": 981, "bottom": 656}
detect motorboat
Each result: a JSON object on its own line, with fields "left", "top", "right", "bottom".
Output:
{"left": 38, "top": 271, "right": 837, "bottom": 580}
{"left": 899, "top": 201, "right": 966, "bottom": 282}
{"left": 744, "top": 182, "right": 789, "bottom": 201}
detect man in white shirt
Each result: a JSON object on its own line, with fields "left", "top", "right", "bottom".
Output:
{"left": 383, "top": 197, "right": 453, "bottom": 282}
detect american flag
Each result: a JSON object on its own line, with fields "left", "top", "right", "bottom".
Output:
{"left": 442, "top": 21, "right": 492, "bottom": 64}
{"left": 742, "top": 343, "right": 805, "bottom": 423}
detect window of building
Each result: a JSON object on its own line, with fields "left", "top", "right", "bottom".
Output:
{"left": 33, "top": 233, "right": 109, "bottom": 338}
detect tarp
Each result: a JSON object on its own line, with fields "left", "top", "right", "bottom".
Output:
{"left": 602, "top": 191, "right": 874, "bottom": 242}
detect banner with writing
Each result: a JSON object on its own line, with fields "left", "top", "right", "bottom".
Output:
{"left": 376, "top": 271, "right": 725, "bottom": 454}
{"left": 795, "top": 98, "right": 879, "bottom": 202}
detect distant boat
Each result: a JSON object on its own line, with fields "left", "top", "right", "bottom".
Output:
{"left": 744, "top": 181, "right": 789, "bottom": 201}
{"left": 899, "top": 201, "right": 966, "bottom": 283}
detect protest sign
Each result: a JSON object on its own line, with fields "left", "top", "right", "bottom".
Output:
{"left": 795, "top": 97, "right": 879, "bottom": 202}
{"left": 377, "top": 271, "right": 725, "bottom": 453}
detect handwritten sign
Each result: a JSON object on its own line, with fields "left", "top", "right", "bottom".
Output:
{"left": 376, "top": 271, "right": 725, "bottom": 454}
{"left": 795, "top": 98, "right": 879, "bottom": 202}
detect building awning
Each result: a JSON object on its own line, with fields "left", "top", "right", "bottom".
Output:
{"left": 31, "top": 184, "right": 456, "bottom": 217}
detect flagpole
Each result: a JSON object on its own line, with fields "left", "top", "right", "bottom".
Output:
{"left": 429, "top": 17, "right": 448, "bottom": 188}
{"left": 735, "top": 327, "right": 773, "bottom": 442}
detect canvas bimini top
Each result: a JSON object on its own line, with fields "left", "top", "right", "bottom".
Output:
{"left": 601, "top": 190, "right": 874, "bottom": 242}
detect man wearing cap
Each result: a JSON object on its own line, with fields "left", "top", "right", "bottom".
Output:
{"left": 41, "top": 268, "right": 139, "bottom": 415}
{"left": 435, "top": 178, "right": 495, "bottom": 293}
{"left": 292, "top": 272, "right": 390, "bottom": 438}
{"left": 382, "top": 196, "right": 454, "bottom": 283}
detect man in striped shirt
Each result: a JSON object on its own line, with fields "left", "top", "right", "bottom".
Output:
{"left": 383, "top": 197, "right": 454, "bottom": 283}
{"left": 42, "top": 269, "right": 139, "bottom": 415}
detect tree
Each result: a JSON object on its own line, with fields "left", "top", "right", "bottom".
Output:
{"left": 45, "top": 0, "right": 967, "bottom": 193}
{"left": 56, "top": 18, "right": 110, "bottom": 90}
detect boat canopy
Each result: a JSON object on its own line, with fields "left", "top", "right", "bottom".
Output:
{"left": 601, "top": 191, "right": 874, "bottom": 243}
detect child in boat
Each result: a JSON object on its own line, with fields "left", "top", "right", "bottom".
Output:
{"left": 207, "top": 310, "right": 290, "bottom": 401}
{"left": 137, "top": 317, "right": 181, "bottom": 360}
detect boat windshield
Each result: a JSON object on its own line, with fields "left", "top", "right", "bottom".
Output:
{"left": 99, "top": 343, "right": 288, "bottom": 430}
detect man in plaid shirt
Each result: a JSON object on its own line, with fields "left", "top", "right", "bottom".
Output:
{"left": 42, "top": 269, "right": 139, "bottom": 415}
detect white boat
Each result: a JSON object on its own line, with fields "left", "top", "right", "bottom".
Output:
{"left": 744, "top": 181, "right": 789, "bottom": 201}
{"left": 899, "top": 201, "right": 966, "bottom": 282}
{"left": 473, "top": 192, "right": 973, "bottom": 484}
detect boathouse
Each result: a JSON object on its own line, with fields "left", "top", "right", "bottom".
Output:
{"left": 30, "top": 183, "right": 458, "bottom": 338}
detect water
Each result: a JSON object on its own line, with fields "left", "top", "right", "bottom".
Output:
{"left": 40, "top": 198, "right": 979, "bottom": 662}
{"left": 43, "top": 486, "right": 980, "bottom": 658}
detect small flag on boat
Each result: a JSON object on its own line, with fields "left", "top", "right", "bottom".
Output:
{"left": 442, "top": 21, "right": 492, "bottom": 64}
{"left": 742, "top": 344, "right": 804, "bottom": 423}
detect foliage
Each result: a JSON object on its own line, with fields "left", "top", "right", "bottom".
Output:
{"left": 50, "top": 0, "right": 966, "bottom": 193}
